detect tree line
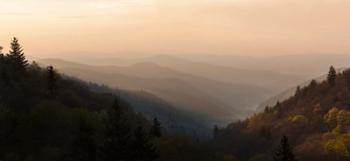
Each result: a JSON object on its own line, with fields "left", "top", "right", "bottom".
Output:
{"left": 0, "top": 37, "right": 301, "bottom": 161}
{"left": 0, "top": 38, "right": 162, "bottom": 161}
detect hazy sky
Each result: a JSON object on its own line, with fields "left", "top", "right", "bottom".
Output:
{"left": 1, "top": 0, "right": 350, "bottom": 58}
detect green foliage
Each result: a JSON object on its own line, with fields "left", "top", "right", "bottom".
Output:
{"left": 324, "top": 107, "right": 350, "bottom": 133}
{"left": 324, "top": 136, "right": 350, "bottom": 158}
{"left": 289, "top": 115, "right": 308, "bottom": 125}
{"left": 315, "top": 132, "right": 350, "bottom": 161}
{"left": 215, "top": 66, "right": 350, "bottom": 161}
{"left": 324, "top": 107, "right": 340, "bottom": 129}
{"left": 335, "top": 110, "right": 350, "bottom": 130}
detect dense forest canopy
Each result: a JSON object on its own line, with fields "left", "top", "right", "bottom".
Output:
{"left": 214, "top": 65, "right": 350, "bottom": 161}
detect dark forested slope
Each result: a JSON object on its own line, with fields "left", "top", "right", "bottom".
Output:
{"left": 0, "top": 38, "right": 238, "bottom": 161}
{"left": 215, "top": 66, "right": 350, "bottom": 161}
{"left": 0, "top": 38, "right": 162, "bottom": 161}
{"left": 87, "top": 83, "right": 213, "bottom": 138}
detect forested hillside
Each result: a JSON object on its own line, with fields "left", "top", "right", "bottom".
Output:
{"left": 87, "top": 83, "right": 213, "bottom": 138}
{"left": 0, "top": 38, "right": 161, "bottom": 161}
{"left": 0, "top": 38, "right": 241, "bottom": 161}
{"left": 2, "top": 37, "right": 350, "bottom": 161}
{"left": 215, "top": 65, "right": 350, "bottom": 161}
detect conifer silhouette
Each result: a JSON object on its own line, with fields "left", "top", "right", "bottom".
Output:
{"left": 70, "top": 116, "right": 97, "bottom": 161}
{"left": 101, "top": 98, "right": 132, "bottom": 161}
{"left": 273, "top": 136, "right": 297, "bottom": 161}
{"left": 133, "top": 126, "right": 158, "bottom": 161}
{"left": 150, "top": 117, "right": 162, "bottom": 138}
{"left": 7, "top": 37, "right": 28, "bottom": 72}
{"left": 328, "top": 66, "right": 336, "bottom": 86}
{"left": 213, "top": 125, "right": 219, "bottom": 138}
{"left": 47, "top": 65, "right": 58, "bottom": 96}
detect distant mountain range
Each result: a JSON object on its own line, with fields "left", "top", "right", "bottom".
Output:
{"left": 37, "top": 54, "right": 348, "bottom": 124}
{"left": 178, "top": 54, "right": 350, "bottom": 76}
{"left": 38, "top": 58, "right": 270, "bottom": 123}
{"left": 58, "top": 53, "right": 350, "bottom": 90}
{"left": 65, "top": 55, "right": 306, "bottom": 93}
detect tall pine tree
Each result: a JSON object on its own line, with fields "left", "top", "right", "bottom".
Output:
{"left": 0, "top": 46, "right": 3, "bottom": 55}
{"left": 70, "top": 115, "right": 97, "bottom": 161}
{"left": 150, "top": 117, "right": 162, "bottom": 138}
{"left": 273, "top": 136, "right": 297, "bottom": 161}
{"left": 132, "top": 126, "right": 158, "bottom": 161}
{"left": 0, "top": 46, "right": 4, "bottom": 72}
{"left": 7, "top": 37, "right": 28, "bottom": 72}
{"left": 101, "top": 98, "right": 132, "bottom": 161}
{"left": 213, "top": 125, "right": 219, "bottom": 139}
{"left": 295, "top": 86, "right": 301, "bottom": 96}
{"left": 47, "top": 65, "right": 58, "bottom": 96}
{"left": 328, "top": 66, "right": 336, "bottom": 86}
{"left": 309, "top": 79, "right": 317, "bottom": 87}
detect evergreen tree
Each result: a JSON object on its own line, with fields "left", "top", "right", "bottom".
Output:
{"left": 309, "top": 79, "right": 317, "bottom": 87}
{"left": 101, "top": 98, "right": 132, "bottom": 161}
{"left": 213, "top": 125, "right": 219, "bottom": 138}
{"left": 70, "top": 116, "right": 97, "bottom": 161}
{"left": 132, "top": 126, "right": 158, "bottom": 161}
{"left": 0, "top": 60, "right": 10, "bottom": 89}
{"left": 0, "top": 46, "right": 3, "bottom": 55}
{"left": 259, "top": 127, "right": 272, "bottom": 140}
{"left": 273, "top": 136, "right": 297, "bottom": 161}
{"left": 7, "top": 37, "right": 28, "bottom": 72}
{"left": 29, "top": 61, "right": 42, "bottom": 73}
{"left": 295, "top": 86, "right": 301, "bottom": 96}
{"left": 0, "top": 46, "right": 5, "bottom": 79}
{"left": 0, "top": 46, "right": 12, "bottom": 87}
{"left": 275, "top": 101, "right": 282, "bottom": 114}
{"left": 276, "top": 101, "right": 281, "bottom": 107}
{"left": 150, "top": 117, "right": 162, "bottom": 138}
{"left": 328, "top": 66, "right": 337, "bottom": 86}
{"left": 47, "top": 65, "right": 58, "bottom": 96}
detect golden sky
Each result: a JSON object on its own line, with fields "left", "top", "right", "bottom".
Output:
{"left": 1, "top": 0, "right": 350, "bottom": 58}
